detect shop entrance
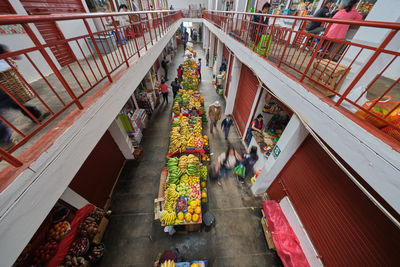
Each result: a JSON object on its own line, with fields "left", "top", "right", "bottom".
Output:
{"left": 247, "top": 87, "right": 291, "bottom": 171}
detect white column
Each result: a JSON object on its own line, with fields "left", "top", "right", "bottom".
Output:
{"left": 203, "top": 25, "right": 208, "bottom": 50}
{"left": 60, "top": 187, "right": 90, "bottom": 209}
{"left": 251, "top": 115, "right": 309, "bottom": 195}
{"left": 213, "top": 39, "right": 223, "bottom": 75}
{"left": 208, "top": 0, "right": 214, "bottom": 10}
{"left": 108, "top": 120, "right": 135, "bottom": 160}
{"left": 235, "top": 0, "right": 247, "bottom": 12}
{"left": 208, "top": 33, "right": 215, "bottom": 67}
{"left": 225, "top": 56, "right": 242, "bottom": 114}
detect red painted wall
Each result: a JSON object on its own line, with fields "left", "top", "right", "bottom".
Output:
{"left": 69, "top": 131, "right": 125, "bottom": 208}
{"left": 267, "top": 136, "right": 400, "bottom": 266}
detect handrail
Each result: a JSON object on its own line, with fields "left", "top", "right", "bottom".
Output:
{"left": 204, "top": 10, "right": 400, "bottom": 29}
{"left": 0, "top": 10, "right": 179, "bottom": 25}
{"left": 0, "top": 10, "right": 182, "bottom": 171}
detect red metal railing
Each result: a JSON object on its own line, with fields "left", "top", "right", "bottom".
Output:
{"left": 0, "top": 11, "right": 181, "bottom": 168}
{"left": 204, "top": 11, "right": 400, "bottom": 147}
{"left": 181, "top": 9, "right": 203, "bottom": 18}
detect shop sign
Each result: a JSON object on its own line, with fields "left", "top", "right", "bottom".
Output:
{"left": 272, "top": 145, "right": 281, "bottom": 159}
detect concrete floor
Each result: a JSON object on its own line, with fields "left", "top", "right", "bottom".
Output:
{"left": 99, "top": 44, "right": 282, "bottom": 266}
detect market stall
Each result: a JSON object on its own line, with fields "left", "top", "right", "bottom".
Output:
{"left": 13, "top": 203, "right": 109, "bottom": 267}
{"left": 248, "top": 90, "right": 291, "bottom": 172}
{"left": 154, "top": 45, "right": 210, "bottom": 233}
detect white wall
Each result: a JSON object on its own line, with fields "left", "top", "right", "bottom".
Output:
{"left": 168, "top": 0, "right": 208, "bottom": 10}
{"left": 108, "top": 119, "right": 135, "bottom": 159}
{"left": 60, "top": 187, "right": 90, "bottom": 209}
{"left": 252, "top": 114, "right": 309, "bottom": 194}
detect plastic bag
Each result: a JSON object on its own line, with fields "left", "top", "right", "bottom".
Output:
{"left": 336, "top": 86, "right": 369, "bottom": 113}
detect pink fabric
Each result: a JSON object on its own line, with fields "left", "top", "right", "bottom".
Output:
{"left": 263, "top": 200, "right": 310, "bottom": 267}
{"left": 326, "top": 9, "right": 362, "bottom": 39}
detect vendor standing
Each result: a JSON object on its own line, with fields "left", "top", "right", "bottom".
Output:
{"left": 247, "top": 114, "right": 264, "bottom": 145}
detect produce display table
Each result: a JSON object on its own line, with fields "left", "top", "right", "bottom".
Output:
{"left": 155, "top": 46, "right": 209, "bottom": 234}
{"left": 47, "top": 204, "right": 95, "bottom": 267}
{"left": 175, "top": 260, "right": 208, "bottom": 267}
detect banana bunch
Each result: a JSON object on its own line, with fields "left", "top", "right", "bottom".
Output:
{"left": 178, "top": 155, "right": 188, "bottom": 173}
{"left": 172, "top": 102, "right": 180, "bottom": 114}
{"left": 164, "top": 200, "right": 176, "bottom": 213}
{"left": 180, "top": 174, "right": 189, "bottom": 183}
{"left": 194, "top": 123, "right": 202, "bottom": 133}
{"left": 167, "top": 157, "right": 178, "bottom": 173}
{"left": 169, "top": 128, "right": 182, "bottom": 154}
{"left": 188, "top": 176, "right": 200, "bottom": 185}
{"left": 187, "top": 163, "right": 199, "bottom": 176}
{"left": 179, "top": 135, "right": 187, "bottom": 152}
{"left": 180, "top": 117, "right": 189, "bottom": 128}
{"left": 165, "top": 184, "right": 179, "bottom": 202}
{"left": 187, "top": 154, "right": 200, "bottom": 166}
{"left": 161, "top": 209, "right": 176, "bottom": 226}
{"left": 161, "top": 260, "right": 175, "bottom": 267}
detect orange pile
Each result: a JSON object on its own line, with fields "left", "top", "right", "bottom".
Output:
{"left": 49, "top": 221, "right": 69, "bottom": 240}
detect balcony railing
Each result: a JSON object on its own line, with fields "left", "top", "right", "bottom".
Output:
{"left": 0, "top": 11, "right": 181, "bottom": 171}
{"left": 204, "top": 11, "right": 400, "bottom": 149}
{"left": 181, "top": 9, "right": 203, "bottom": 19}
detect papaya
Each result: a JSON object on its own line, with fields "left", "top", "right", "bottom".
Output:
{"left": 185, "top": 213, "right": 192, "bottom": 222}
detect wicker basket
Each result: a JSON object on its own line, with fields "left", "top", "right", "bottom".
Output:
{"left": 0, "top": 65, "right": 34, "bottom": 103}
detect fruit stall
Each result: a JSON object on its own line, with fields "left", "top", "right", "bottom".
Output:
{"left": 13, "top": 203, "right": 109, "bottom": 267}
{"left": 154, "top": 48, "right": 210, "bottom": 232}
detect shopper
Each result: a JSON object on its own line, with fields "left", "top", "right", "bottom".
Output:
{"left": 159, "top": 79, "right": 170, "bottom": 104}
{"left": 247, "top": 114, "right": 264, "bottom": 145}
{"left": 251, "top": 3, "right": 271, "bottom": 44}
{"left": 197, "top": 58, "right": 202, "bottom": 81}
{"left": 198, "top": 26, "right": 202, "bottom": 41}
{"left": 305, "top": 0, "right": 334, "bottom": 35}
{"left": 176, "top": 64, "right": 183, "bottom": 82}
{"left": 221, "top": 114, "right": 234, "bottom": 140}
{"left": 0, "top": 44, "right": 43, "bottom": 145}
{"left": 161, "top": 56, "right": 169, "bottom": 81}
{"left": 237, "top": 146, "right": 259, "bottom": 183}
{"left": 170, "top": 78, "right": 181, "bottom": 99}
{"left": 326, "top": 0, "right": 362, "bottom": 40}
{"left": 215, "top": 144, "right": 242, "bottom": 186}
{"left": 208, "top": 101, "right": 222, "bottom": 134}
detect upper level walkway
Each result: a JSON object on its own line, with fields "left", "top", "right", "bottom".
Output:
{"left": 0, "top": 10, "right": 181, "bottom": 183}
{"left": 203, "top": 11, "right": 400, "bottom": 152}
